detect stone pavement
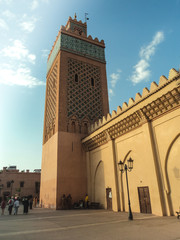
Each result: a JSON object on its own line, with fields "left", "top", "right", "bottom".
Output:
{"left": 0, "top": 205, "right": 180, "bottom": 240}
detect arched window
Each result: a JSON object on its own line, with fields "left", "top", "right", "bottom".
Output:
{"left": 84, "top": 123, "right": 88, "bottom": 134}
{"left": 75, "top": 74, "right": 78, "bottom": 83}
{"left": 91, "top": 77, "right": 94, "bottom": 87}
{"left": 72, "top": 121, "right": 76, "bottom": 132}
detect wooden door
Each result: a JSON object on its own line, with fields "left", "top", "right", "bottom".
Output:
{"left": 106, "top": 188, "right": 112, "bottom": 210}
{"left": 138, "top": 187, "right": 152, "bottom": 213}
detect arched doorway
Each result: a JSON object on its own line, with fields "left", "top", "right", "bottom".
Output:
{"left": 94, "top": 161, "right": 105, "bottom": 208}
{"left": 165, "top": 134, "right": 180, "bottom": 215}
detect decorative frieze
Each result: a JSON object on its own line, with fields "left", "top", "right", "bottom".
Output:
{"left": 60, "top": 34, "right": 105, "bottom": 62}
{"left": 83, "top": 85, "right": 180, "bottom": 151}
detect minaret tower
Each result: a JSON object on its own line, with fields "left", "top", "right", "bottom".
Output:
{"left": 40, "top": 15, "right": 109, "bottom": 209}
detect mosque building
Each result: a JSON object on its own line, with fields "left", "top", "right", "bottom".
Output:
{"left": 40, "top": 15, "right": 180, "bottom": 216}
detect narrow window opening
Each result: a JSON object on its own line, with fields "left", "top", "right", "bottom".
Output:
{"left": 91, "top": 77, "right": 94, "bottom": 87}
{"left": 7, "top": 181, "right": 11, "bottom": 188}
{"left": 72, "top": 121, "right": 76, "bottom": 132}
{"left": 84, "top": 123, "right": 88, "bottom": 134}
{"left": 20, "top": 181, "right": 24, "bottom": 188}
{"left": 75, "top": 74, "right": 78, "bottom": 83}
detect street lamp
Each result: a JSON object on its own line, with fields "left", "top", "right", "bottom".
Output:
{"left": 118, "top": 157, "right": 134, "bottom": 220}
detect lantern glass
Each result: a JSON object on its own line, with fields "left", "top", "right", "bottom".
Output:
{"left": 127, "top": 157, "right": 133, "bottom": 170}
{"left": 118, "top": 160, "right": 124, "bottom": 172}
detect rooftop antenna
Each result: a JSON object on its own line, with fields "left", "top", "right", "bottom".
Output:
{"left": 85, "top": 13, "right": 89, "bottom": 23}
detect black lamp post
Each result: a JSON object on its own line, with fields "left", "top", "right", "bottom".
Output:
{"left": 118, "top": 157, "right": 134, "bottom": 220}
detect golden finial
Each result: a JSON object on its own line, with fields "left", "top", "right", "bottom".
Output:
{"left": 74, "top": 13, "right": 77, "bottom": 19}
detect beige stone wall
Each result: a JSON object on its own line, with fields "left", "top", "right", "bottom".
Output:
{"left": 83, "top": 69, "right": 180, "bottom": 216}
{"left": 40, "top": 132, "right": 58, "bottom": 208}
{"left": 152, "top": 108, "right": 180, "bottom": 215}
{"left": 56, "top": 131, "right": 87, "bottom": 208}
{"left": 115, "top": 125, "right": 163, "bottom": 215}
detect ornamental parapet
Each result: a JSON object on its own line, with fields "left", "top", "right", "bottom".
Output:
{"left": 47, "top": 16, "right": 105, "bottom": 74}
{"left": 82, "top": 68, "right": 180, "bottom": 151}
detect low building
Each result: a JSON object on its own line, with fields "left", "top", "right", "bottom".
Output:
{"left": 0, "top": 166, "right": 41, "bottom": 201}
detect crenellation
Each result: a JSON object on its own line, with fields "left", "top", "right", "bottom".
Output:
{"left": 168, "top": 68, "right": 179, "bottom": 80}
{"left": 94, "top": 121, "right": 99, "bottom": 129}
{"left": 135, "top": 92, "right": 142, "bottom": 102}
{"left": 107, "top": 113, "right": 112, "bottom": 121}
{"left": 150, "top": 81, "right": 158, "bottom": 92}
{"left": 102, "top": 116, "right": 107, "bottom": 125}
{"left": 122, "top": 102, "right": 128, "bottom": 110}
{"left": 159, "top": 75, "right": 168, "bottom": 86}
{"left": 88, "top": 67, "right": 180, "bottom": 134}
{"left": 142, "top": 87, "right": 150, "bottom": 97}
{"left": 128, "top": 97, "right": 135, "bottom": 106}
{"left": 61, "top": 25, "right": 65, "bottom": 30}
{"left": 98, "top": 118, "right": 103, "bottom": 126}
{"left": 117, "top": 106, "right": 122, "bottom": 114}
{"left": 112, "top": 110, "right": 117, "bottom": 118}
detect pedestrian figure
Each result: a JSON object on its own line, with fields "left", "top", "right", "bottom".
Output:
{"left": 61, "top": 194, "right": 66, "bottom": 209}
{"left": 23, "top": 197, "right": 29, "bottom": 214}
{"left": 1, "top": 198, "right": 6, "bottom": 215}
{"left": 67, "top": 194, "right": 72, "bottom": 209}
{"left": 8, "top": 197, "right": 14, "bottom": 215}
{"left": 29, "top": 198, "right": 33, "bottom": 209}
{"left": 35, "top": 197, "right": 38, "bottom": 207}
{"left": 84, "top": 194, "right": 89, "bottom": 209}
{"left": 33, "top": 197, "right": 36, "bottom": 207}
{"left": 14, "top": 197, "right": 20, "bottom": 215}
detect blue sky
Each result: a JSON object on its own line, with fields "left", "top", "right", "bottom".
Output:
{"left": 0, "top": 0, "right": 179, "bottom": 171}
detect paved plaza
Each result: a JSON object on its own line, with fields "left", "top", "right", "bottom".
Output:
{"left": 0, "top": 205, "right": 180, "bottom": 240}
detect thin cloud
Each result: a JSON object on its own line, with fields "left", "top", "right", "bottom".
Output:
{"left": 131, "top": 60, "right": 150, "bottom": 84}
{"left": 2, "top": 10, "right": 15, "bottom": 19}
{"left": 109, "top": 88, "right": 114, "bottom": 96}
{"left": 131, "top": 31, "right": 164, "bottom": 84}
{"left": 1, "top": 40, "right": 36, "bottom": 64}
{"left": 31, "top": 0, "right": 49, "bottom": 10}
{"left": 0, "top": 64, "right": 45, "bottom": 87}
{"left": 0, "top": 0, "right": 12, "bottom": 4}
{"left": 140, "top": 32, "right": 164, "bottom": 60}
{"left": 31, "top": 0, "right": 39, "bottom": 10}
{"left": 20, "top": 20, "right": 36, "bottom": 33}
{"left": 20, "top": 17, "right": 37, "bottom": 33}
{"left": 109, "top": 69, "right": 121, "bottom": 99}
{"left": 110, "top": 70, "right": 121, "bottom": 88}
{"left": 0, "top": 18, "right": 9, "bottom": 30}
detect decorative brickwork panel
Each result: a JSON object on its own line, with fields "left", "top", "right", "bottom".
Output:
{"left": 47, "top": 35, "right": 60, "bottom": 74}
{"left": 45, "top": 63, "right": 57, "bottom": 139}
{"left": 67, "top": 58, "right": 103, "bottom": 121}
{"left": 69, "top": 22, "right": 86, "bottom": 35}
{"left": 61, "top": 34, "right": 105, "bottom": 62}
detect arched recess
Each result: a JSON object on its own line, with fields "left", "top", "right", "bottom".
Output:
{"left": 94, "top": 160, "right": 105, "bottom": 208}
{"left": 164, "top": 133, "right": 180, "bottom": 215}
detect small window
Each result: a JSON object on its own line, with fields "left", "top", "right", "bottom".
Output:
{"left": 84, "top": 123, "right": 88, "bottom": 134}
{"left": 20, "top": 181, "right": 24, "bottom": 188}
{"left": 7, "top": 181, "right": 11, "bottom": 188}
{"left": 72, "top": 121, "right": 76, "bottom": 132}
{"left": 91, "top": 77, "right": 94, "bottom": 87}
{"left": 75, "top": 74, "right": 78, "bottom": 83}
